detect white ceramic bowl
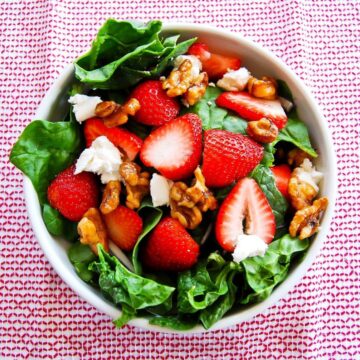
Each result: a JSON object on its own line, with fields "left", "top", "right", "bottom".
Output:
{"left": 23, "top": 23, "right": 337, "bottom": 333}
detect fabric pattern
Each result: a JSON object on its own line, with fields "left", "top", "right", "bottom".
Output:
{"left": 0, "top": 0, "right": 359, "bottom": 358}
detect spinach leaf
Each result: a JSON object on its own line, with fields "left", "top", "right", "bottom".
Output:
{"left": 199, "top": 270, "right": 238, "bottom": 329}
{"left": 90, "top": 246, "right": 175, "bottom": 327}
{"left": 149, "top": 315, "right": 198, "bottom": 331}
{"left": 261, "top": 142, "right": 276, "bottom": 167}
{"left": 240, "top": 234, "right": 309, "bottom": 304}
{"left": 222, "top": 114, "right": 248, "bottom": 135}
{"left": 184, "top": 87, "right": 227, "bottom": 130}
{"left": 275, "top": 111, "right": 317, "bottom": 157}
{"left": 10, "top": 120, "right": 82, "bottom": 204}
{"left": 131, "top": 198, "right": 163, "bottom": 274}
{"left": 250, "top": 165, "right": 288, "bottom": 228}
{"left": 277, "top": 79, "right": 294, "bottom": 102}
{"left": 43, "top": 204, "right": 78, "bottom": 241}
{"left": 74, "top": 19, "right": 196, "bottom": 90}
{"left": 68, "top": 243, "right": 97, "bottom": 283}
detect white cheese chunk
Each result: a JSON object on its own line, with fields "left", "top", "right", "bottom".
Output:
{"left": 174, "top": 55, "right": 202, "bottom": 78}
{"left": 75, "top": 136, "right": 122, "bottom": 184}
{"left": 68, "top": 94, "right": 102, "bottom": 123}
{"left": 150, "top": 173, "right": 173, "bottom": 207}
{"left": 294, "top": 158, "right": 323, "bottom": 193}
{"left": 232, "top": 234, "right": 268, "bottom": 263}
{"left": 217, "top": 67, "right": 251, "bottom": 91}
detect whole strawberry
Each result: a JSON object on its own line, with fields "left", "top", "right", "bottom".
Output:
{"left": 130, "top": 80, "right": 180, "bottom": 126}
{"left": 142, "top": 217, "right": 200, "bottom": 272}
{"left": 202, "top": 130, "right": 263, "bottom": 188}
{"left": 47, "top": 165, "right": 99, "bottom": 222}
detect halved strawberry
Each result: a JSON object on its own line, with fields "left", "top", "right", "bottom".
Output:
{"left": 216, "top": 91, "right": 288, "bottom": 129}
{"left": 202, "top": 130, "right": 263, "bottom": 188}
{"left": 270, "top": 164, "right": 291, "bottom": 200}
{"left": 187, "top": 43, "right": 241, "bottom": 80}
{"left": 215, "top": 178, "right": 275, "bottom": 252}
{"left": 141, "top": 217, "right": 200, "bottom": 271}
{"left": 140, "top": 113, "right": 202, "bottom": 181}
{"left": 103, "top": 205, "right": 143, "bottom": 252}
{"left": 84, "top": 118, "right": 143, "bottom": 160}
{"left": 130, "top": 80, "right": 180, "bottom": 126}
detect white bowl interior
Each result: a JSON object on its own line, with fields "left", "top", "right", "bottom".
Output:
{"left": 23, "top": 23, "right": 337, "bottom": 334}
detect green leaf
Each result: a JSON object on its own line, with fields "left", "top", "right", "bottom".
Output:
{"left": 222, "top": 114, "right": 248, "bottom": 135}
{"left": 42, "top": 204, "right": 78, "bottom": 241}
{"left": 10, "top": 120, "right": 82, "bottom": 204}
{"left": 240, "top": 234, "right": 309, "bottom": 304}
{"left": 277, "top": 79, "right": 294, "bottom": 102}
{"left": 184, "top": 87, "right": 227, "bottom": 130}
{"left": 74, "top": 19, "right": 196, "bottom": 89}
{"left": 149, "top": 315, "right": 198, "bottom": 330}
{"left": 131, "top": 198, "right": 163, "bottom": 274}
{"left": 90, "top": 246, "right": 175, "bottom": 327}
{"left": 68, "top": 243, "right": 97, "bottom": 283}
{"left": 275, "top": 111, "right": 317, "bottom": 157}
{"left": 261, "top": 142, "right": 276, "bottom": 167}
{"left": 250, "top": 165, "right": 288, "bottom": 228}
{"left": 113, "top": 304, "right": 136, "bottom": 327}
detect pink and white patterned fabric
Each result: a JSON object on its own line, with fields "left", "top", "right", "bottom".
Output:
{"left": 1, "top": 0, "right": 359, "bottom": 358}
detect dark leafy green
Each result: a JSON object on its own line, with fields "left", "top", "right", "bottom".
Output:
{"left": 10, "top": 120, "right": 82, "bottom": 204}
{"left": 240, "top": 234, "right": 309, "bottom": 304}
{"left": 68, "top": 243, "right": 97, "bottom": 283}
{"left": 222, "top": 114, "right": 248, "bottom": 134}
{"left": 74, "top": 19, "right": 196, "bottom": 89}
{"left": 90, "top": 246, "right": 175, "bottom": 327}
{"left": 131, "top": 198, "right": 163, "bottom": 274}
{"left": 277, "top": 79, "right": 294, "bottom": 103}
{"left": 42, "top": 204, "right": 78, "bottom": 241}
{"left": 261, "top": 142, "right": 276, "bottom": 167}
{"left": 184, "top": 87, "right": 227, "bottom": 130}
{"left": 149, "top": 315, "right": 198, "bottom": 331}
{"left": 275, "top": 111, "right": 317, "bottom": 157}
{"left": 250, "top": 164, "right": 288, "bottom": 227}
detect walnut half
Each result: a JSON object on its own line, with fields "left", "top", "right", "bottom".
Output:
{"left": 289, "top": 197, "right": 328, "bottom": 240}
{"left": 120, "top": 161, "right": 150, "bottom": 209}
{"left": 170, "top": 167, "right": 217, "bottom": 229}
{"left": 78, "top": 208, "right": 109, "bottom": 254}
{"left": 100, "top": 180, "right": 121, "bottom": 214}
{"left": 246, "top": 118, "right": 278, "bottom": 143}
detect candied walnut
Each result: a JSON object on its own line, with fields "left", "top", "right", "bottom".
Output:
{"left": 100, "top": 180, "right": 121, "bottom": 215}
{"left": 246, "top": 118, "right": 278, "bottom": 143}
{"left": 95, "top": 98, "right": 140, "bottom": 128}
{"left": 162, "top": 59, "right": 208, "bottom": 105}
{"left": 120, "top": 161, "right": 150, "bottom": 209}
{"left": 288, "top": 148, "right": 312, "bottom": 168}
{"left": 247, "top": 76, "right": 278, "bottom": 100}
{"left": 169, "top": 167, "right": 217, "bottom": 229}
{"left": 78, "top": 208, "right": 109, "bottom": 254}
{"left": 288, "top": 174, "right": 318, "bottom": 210}
{"left": 183, "top": 72, "right": 209, "bottom": 106}
{"left": 289, "top": 197, "right": 328, "bottom": 239}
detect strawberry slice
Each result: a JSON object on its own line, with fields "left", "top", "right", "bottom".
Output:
{"left": 140, "top": 113, "right": 202, "bottom": 181}
{"left": 84, "top": 118, "right": 143, "bottom": 160}
{"left": 103, "top": 205, "right": 143, "bottom": 252}
{"left": 202, "top": 130, "right": 263, "bottom": 188}
{"left": 215, "top": 178, "right": 275, "bottom": 252}
{"left": 216, "top": 91, "right": 288, "bottom": 129}
{"left": 130, "top": 80, "right": 180, "bottom": 126}
{"left": 141, "top": 217, "right": 200, "bottom": 271}
{"left": 187, "top": 43, "right": 241, "bottom": 80}
{"left": 270, "top": 164, "right": 291, "bottom": 200}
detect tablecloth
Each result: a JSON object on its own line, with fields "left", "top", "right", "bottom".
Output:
{"left": 0, "top": 0, "right": 359, "bottom": 359}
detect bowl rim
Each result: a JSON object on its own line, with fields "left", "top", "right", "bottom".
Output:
{"left": 23, "top": 22, "right": 337, "bottom": 334}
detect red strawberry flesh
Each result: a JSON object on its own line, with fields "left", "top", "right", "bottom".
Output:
{"left": 140, "top": 113, "right": 202, "bottom": 181}
{"left": 84, "top": 118, "right": 143, "bottom": 160}
{"left": 202, "top": 130, "right": 263, "bottom": 188}
{"left": 215, "top": 178, "right": 275, "bottom": 252}
{"left": 216, "top": 91, "right": 288, "bottom": 129}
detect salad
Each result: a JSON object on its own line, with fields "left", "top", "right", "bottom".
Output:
{"left": 10, "top": 20, "right": 328, "bottom": 330}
